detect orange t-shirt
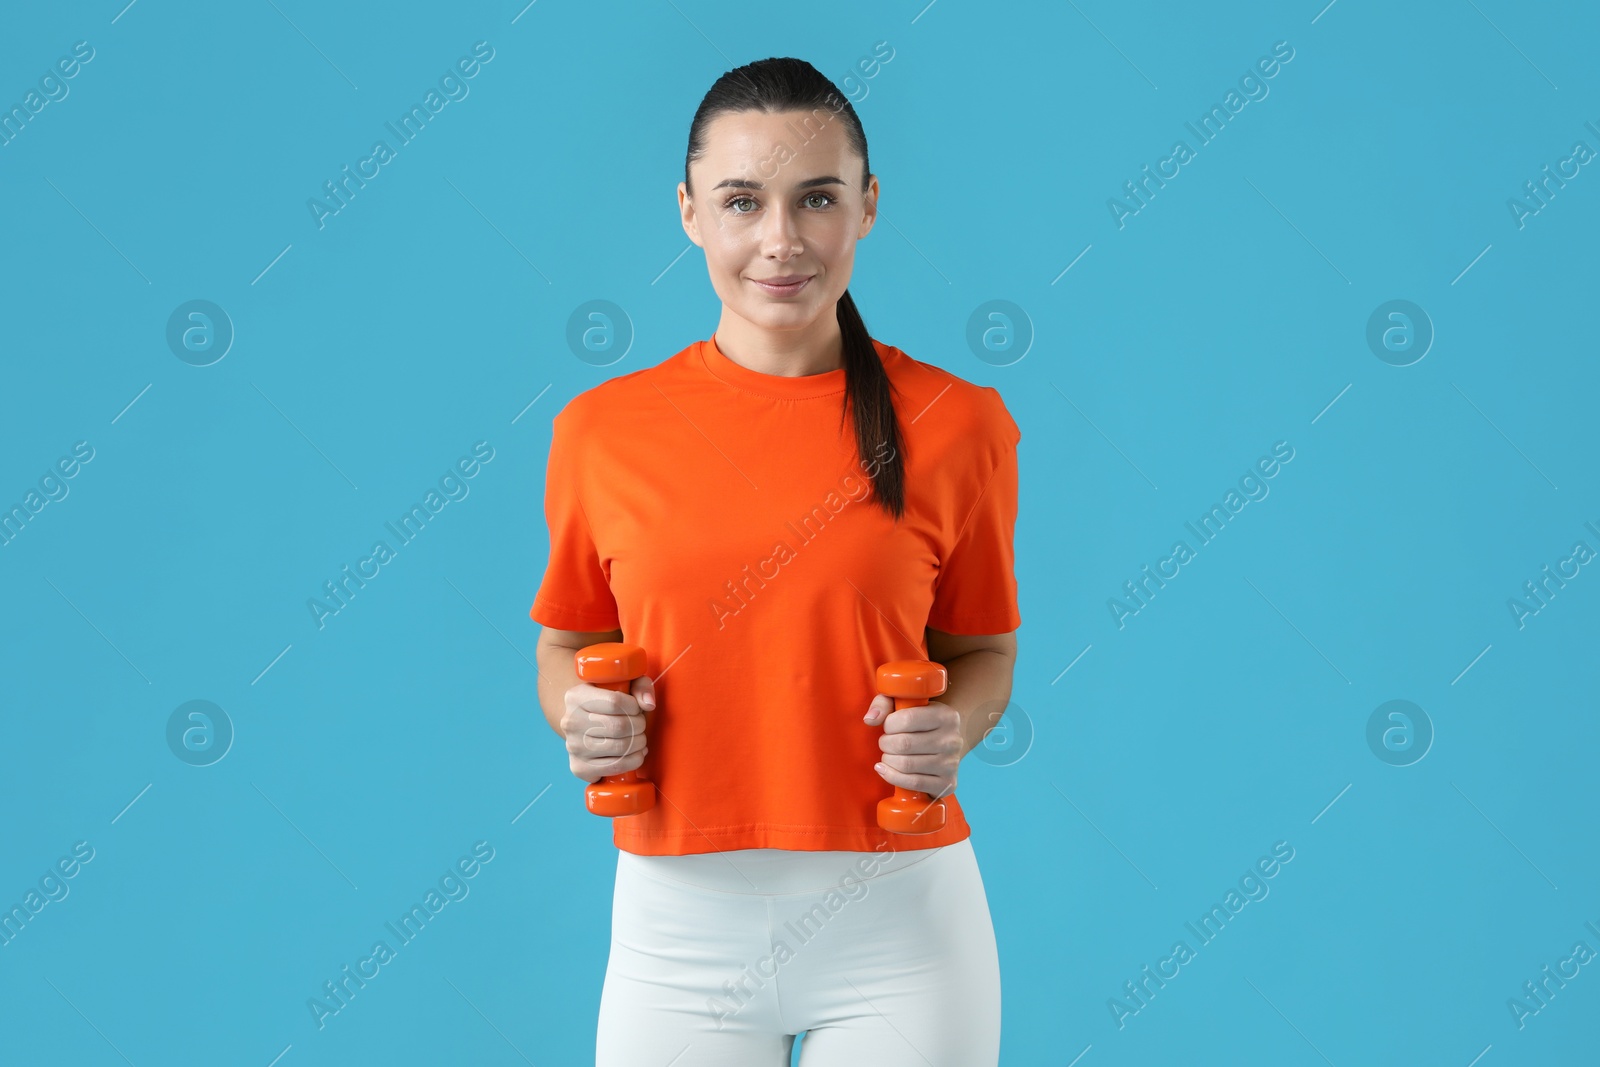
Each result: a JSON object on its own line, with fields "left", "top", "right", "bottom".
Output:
{"left": 530, "top": 334, "right": 1021, "bottom": 855}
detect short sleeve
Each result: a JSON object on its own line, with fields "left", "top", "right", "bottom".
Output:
{"left": 529, "top": 413, "right": 621, "bottom": 632}
{"left": 926, "top": 435, "right": 1021, "bottom": 635}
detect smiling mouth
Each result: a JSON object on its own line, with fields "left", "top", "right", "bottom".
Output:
{"left": 750, "top": 275, "right": 812, "bottom": 296}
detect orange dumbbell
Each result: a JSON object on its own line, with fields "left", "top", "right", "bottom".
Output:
{"left": 873, "top": 659, "right": 949, "bottom": 835}
{"left": 574, "top": 642, "right": 657, "bottom": 817}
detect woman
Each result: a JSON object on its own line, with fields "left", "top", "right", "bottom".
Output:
{"left": 531, "top": 57, "right": 1021, "bottom": 1066}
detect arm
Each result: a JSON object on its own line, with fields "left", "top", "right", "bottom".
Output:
{"left": 926, "top": 627, "right": 1018, "bottom": 760}
{"left": 536, "top": 623, "right": 655, "bottom": 784}
{"left": 864, "top": 626, "right": 1019, "bottom": 799}
{"left": 534, "top": 624, "right": 623, "bottom": 739}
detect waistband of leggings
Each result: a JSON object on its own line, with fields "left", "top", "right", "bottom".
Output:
{"left": 615, "top": 837, "right": 969, "bottom": 897}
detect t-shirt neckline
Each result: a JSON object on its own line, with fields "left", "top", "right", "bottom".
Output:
{"left": 697, "top": 334, "right": 851, "bottom": 400}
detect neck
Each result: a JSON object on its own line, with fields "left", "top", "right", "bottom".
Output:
{"left": 712, "top": 310, "right": 844, "bottom": 378}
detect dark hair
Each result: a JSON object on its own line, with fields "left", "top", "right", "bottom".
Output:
{"left": 684, "top": 57, "right": 905, "bottom": 521}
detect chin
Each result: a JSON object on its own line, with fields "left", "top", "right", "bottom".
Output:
{"left": 746, "top": 304, "right": 818, "bottom": 329}
{"left": 734, "top": 293, "right": 803, "bottom": 314}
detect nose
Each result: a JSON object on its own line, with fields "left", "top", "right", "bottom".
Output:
{"left": 760, "top": 200, "right": 803, "bottom": 258}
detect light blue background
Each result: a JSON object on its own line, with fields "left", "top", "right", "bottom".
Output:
{"left": 2, "top": 1, "right": 1596, "bottom": 1064}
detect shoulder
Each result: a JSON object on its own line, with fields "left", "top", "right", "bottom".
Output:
{"left": 550, "top": 340, "right": 698, "bottom": 436}
{"left": 877, "top": 340, "right": 1021, "bottom": 451}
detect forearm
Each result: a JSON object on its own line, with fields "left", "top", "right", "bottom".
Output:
{"left": 937, "top": 648, "right": 1017, "bottom": 760}
{"left": 535, "top": 641, "right": 585, "bottom": 739}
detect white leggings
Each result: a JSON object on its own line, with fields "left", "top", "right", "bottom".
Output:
{"left": 595, "top": 836, "right": 1001, "bottom": 1066}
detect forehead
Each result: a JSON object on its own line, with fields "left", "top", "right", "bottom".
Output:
{"left": 694, "top": 108, "right": 859, "bottom": 187}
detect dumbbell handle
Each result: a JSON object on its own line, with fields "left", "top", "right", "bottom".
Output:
{"left": 574, "top": 642, "right": 657, "bottom": 818}
{"left": 874, "top": 659, "right": 950, "bottom": 835}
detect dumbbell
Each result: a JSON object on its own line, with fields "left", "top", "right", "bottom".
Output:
{"left": 873, "top": 659, "right": 950, "bottom": 835}
{"left": 574, "top": 642, "right": 657, "bottom": 817}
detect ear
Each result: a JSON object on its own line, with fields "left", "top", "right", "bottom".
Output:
{"left": 857, "top": 173, "right": 879, "bottom": 239}
{"left": 679, "top": 182, "right": 704, "bottom": 248}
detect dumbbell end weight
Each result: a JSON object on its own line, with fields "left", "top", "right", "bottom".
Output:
{"left": 586, "top": 772, "right": 657, "bottom": 817}
{"left": 877, "top": 788, "right": 947, "bottom": 834}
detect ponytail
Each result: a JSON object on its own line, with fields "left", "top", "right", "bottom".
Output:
{"left": 837, "top": 289, "right": 905, "bottom": 521}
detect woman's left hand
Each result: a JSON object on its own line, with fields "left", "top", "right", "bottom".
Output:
{"left": 863, "top": 695, "right": 962, "bottom": 800}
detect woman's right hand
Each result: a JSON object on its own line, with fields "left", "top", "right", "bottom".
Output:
{"left": 560, "top": 674, "right": 656, "bottom": 783}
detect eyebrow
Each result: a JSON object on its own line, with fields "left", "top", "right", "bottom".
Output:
{"left": 710, "top": 175, "right": 848, "bottom": 192}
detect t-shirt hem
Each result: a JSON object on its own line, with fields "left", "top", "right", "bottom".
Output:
{"left": 613, "top": 819, "right": 972, "bottom": 855}
{"left": 926, "top": 610, "right": 1021, "bottom": 635}
{"left": 528, "top": 598, "right": 620, "bottom": 632}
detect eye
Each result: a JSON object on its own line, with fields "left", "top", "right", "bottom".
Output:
{"left": 722, "top": 191, "right": 839, "bottom": 215}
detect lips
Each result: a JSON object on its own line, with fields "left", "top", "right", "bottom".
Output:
{"left": 751, "top": 275, "right": 812, "bottom": 296}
